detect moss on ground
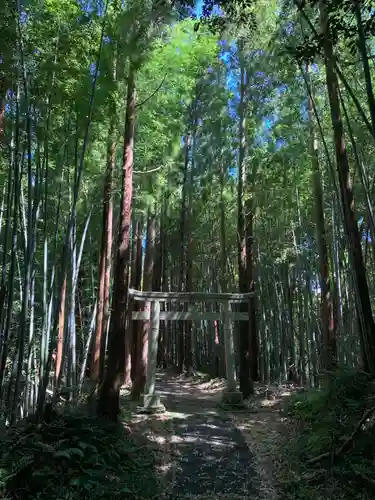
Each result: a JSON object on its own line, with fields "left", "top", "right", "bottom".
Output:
{"left": 278, "top": 369, "right": 375, "bottom": 500}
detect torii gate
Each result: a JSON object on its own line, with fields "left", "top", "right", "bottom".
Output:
{"left": 129, "top": 289, "right": 254, "bottom": 413}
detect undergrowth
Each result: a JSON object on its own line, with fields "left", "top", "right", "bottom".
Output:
{"left": 279, "top": 369, "right": 375, "bottom": 500}
{"left": 0, "top": 406, "right": 161, "bottom": 499}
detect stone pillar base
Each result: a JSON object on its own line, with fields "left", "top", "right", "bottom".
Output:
{"left": 220, "top": 390, "right": 245, "bottom": 409}
{"left": 137, "top": 392, "right": 166, "bottom": 414}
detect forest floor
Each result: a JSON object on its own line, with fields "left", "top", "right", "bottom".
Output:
{"left": 120, "top": 372, "right": 297, "bottom": 500}
{"left": 2, "top": 370, "right": 373, "bottom": 499}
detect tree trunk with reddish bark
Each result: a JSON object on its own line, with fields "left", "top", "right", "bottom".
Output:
{"left": 132, "top": 212, "right": 155, "bottom": 399}
{"left": 98, "top": 66, "right": 136, "bottom": 420}
{"left": 320, "top": 0, "right": 375, "bottom": 374}
{"left": 55, "top": 274, "right": 67, "bottom": 382}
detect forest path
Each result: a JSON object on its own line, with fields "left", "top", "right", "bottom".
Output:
{"left": 126, "top": 372, "right": 262, "bottom": 499}
{"left": 157, "top": 372, "right": 258, "bottom": 500}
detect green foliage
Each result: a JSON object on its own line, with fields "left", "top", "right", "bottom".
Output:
{"left": 280, "top": 370, "right": 375, "bottom": 500}
{"left": 0, "top": 409, "right": 160, "bottom": 499}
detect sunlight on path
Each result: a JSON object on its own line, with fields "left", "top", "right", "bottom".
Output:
{"left": 151, "top": 373, "right": 259, "bottom": 500}
{"left": 122, "top": 373, "right": 287, "bottom": 499}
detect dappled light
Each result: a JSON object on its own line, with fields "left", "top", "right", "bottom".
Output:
{"left": 1, "top": 0, "right": 375, "bottom": 499}
{"left": 119, "top": 372, "right": 259, "bottom": 499}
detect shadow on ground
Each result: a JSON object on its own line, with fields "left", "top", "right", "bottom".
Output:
{"left": 121, "top": 372, "right": 259, "bottom": 500}
{"left": 0, "top": 402, "right": 162, "bottom": 500}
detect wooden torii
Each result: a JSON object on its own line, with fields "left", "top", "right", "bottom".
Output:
{"left": 129, "top": 289, "right": 254, "bottom": 412}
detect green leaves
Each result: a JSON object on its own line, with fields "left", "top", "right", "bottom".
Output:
{"left": 0, "top": 410, "right": 161, "bottom": 499}
{"left": 134, "top": 19, "right": 219, "bottom": 210}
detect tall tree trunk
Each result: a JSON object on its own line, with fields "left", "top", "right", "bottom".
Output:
{"left": 152, "top": 218, "right": 162, "bottom": 293}
{"left": 319, "top": 0, "right": 375, "bottom": 375}
{"left": 130, "top": 218, "right": 143, "bottom": 381}
{"left": 306, "top": 61, "right": 336, "bottom": 371}
{"left": 217, "top": 159, "right": 227, "bottom": 376}
{"left": 284, "top": 263, "right": 297, "bottom": 382}
{"left": 219, "top": 159, "right": 227, "bottom": 290}
{"left": 91, "top": 120, "right": 115, "bottom": 382}
{"left": 353, "top": 0, "right": 375, "bottom": 140}
{"left": 132, "top": 212, "right": 155, "bottom": 399}
{"left": 184, "top": 231, "right": 194, "bottom": 376}
{"left": 160, "top": 198, "right": 168, "bottom": 369}
{"left": 102, "top": 165, "right": 113, "bottom": 383}
{"left": 178, "top": 133, "right": 190, "bottom": 373}
{"left": 246, "top": 195, "right": 259, "bottom": 381}
{"left": 98, "top": 66, "right": 136, "bottom": 420}
{"left": 184, "top": 111, "right": 196, "bottom": 377}
{"left": 153, "top": 218, "right": 164, "bottom": 367}
{"left": 122, "top": 227, "right": 135, "bottom": 387}
{"left": 55, "top": 274, "right": 67, "bottom": 382}
{"left": 237, "top": 47, "right": 254, "bottom": 398}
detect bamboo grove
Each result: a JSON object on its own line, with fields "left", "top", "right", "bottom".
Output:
{"left": 0, "top": 0, "right": 375, "bottom": 421}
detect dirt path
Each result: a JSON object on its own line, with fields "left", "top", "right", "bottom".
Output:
{"left": 156, "top": 374, "right": 258, "bottom": 499}
{"left": 123, "top": 373, "right": 290, "bottom": 499}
